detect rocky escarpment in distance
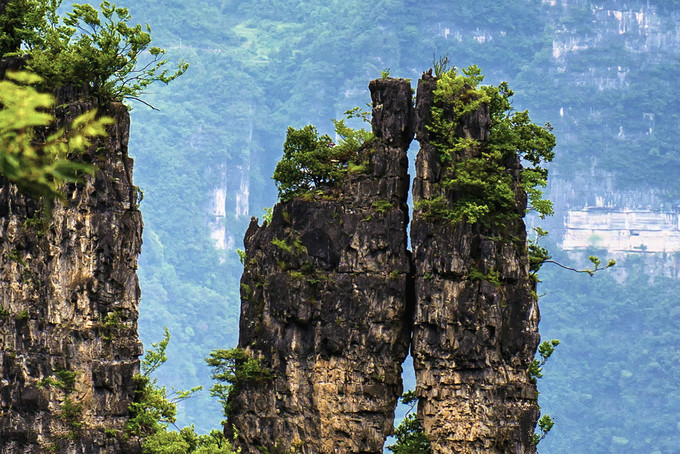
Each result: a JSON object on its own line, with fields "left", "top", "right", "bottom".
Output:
{"left": 230, "top": 79, "right": 414, "bottom": 454}
{"left": 0, "top": 69, "right": 143, "bottom": 453}
{"left": 410, "top": 71, "right": 541, "bottom": 454}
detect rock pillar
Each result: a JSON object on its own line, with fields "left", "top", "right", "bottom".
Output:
{"left": 0, "top": 75, "right": 143, "bottom": 453}
{"left": 230, "top": 78, "right": 414, "bottom": 454}
{"left": 410, "top": 72, "right": 541, "bottom": 454}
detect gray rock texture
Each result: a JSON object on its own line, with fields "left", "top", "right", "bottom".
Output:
{"left": 230, "top": 78, "right": 414, "bottom": 454}
{"left": 232, "top": 72, "right": 542, "bottom": 454}
{"left": 410, "top": 71, "right": 541, "bottom": 454}
{"left": 0, "top": 71, "right": 143, "bottom": 453}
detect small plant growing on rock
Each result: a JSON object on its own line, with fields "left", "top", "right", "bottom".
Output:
{"left": 205, "top": 347, "right": 273, "bottom": 421}
{"left": 528, "top": 339, "right": 560, "bottom": 449}
{"left": 388, "top": 390, "right": 432, "bottom": 454}
{"left": 58, "top": 396, "right": 84, "bottom": 432}
{"left": 272, "top": 110, "right": 373, "bottom": 202}
{"left": 373, "top": 199, "right": 393, "bottom": 214}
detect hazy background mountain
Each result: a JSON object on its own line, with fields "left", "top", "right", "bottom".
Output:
{"left": 64, "top": 0, "right": 680, "bottom": 452}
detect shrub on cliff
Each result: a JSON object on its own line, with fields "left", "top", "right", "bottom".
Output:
{"left": 421, "top": 63, "right": 556, "bottom": 226}
{"left": 273, "top": 111, "right": 373, "bottom": 202}
{"left": 272, "top": 125, "right": 338, "bottom": 202}
{"left": 206, "top": 347, "right": 273, "bottom": 421}
{"left": 0, "top": 0, "right": 187, "bottom": 105}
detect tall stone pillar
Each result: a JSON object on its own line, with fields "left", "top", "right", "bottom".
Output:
{"left": 230, "top": 78, "right": 414, "bottom": 454}
{"left": 0, "top": 73, "right": 143, "bottom": 453}
{"left": 410, "top": 71, "right": 541, "bottom": 454}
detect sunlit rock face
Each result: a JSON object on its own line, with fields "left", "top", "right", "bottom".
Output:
{"left": 0, "top": 64, "right": 143, "bottom": 453}
{"left": 542, "top": 172, "right": 680, "bottom": 277}
{"left": 230, "top": 78, "right": 414, "bottom": 454}
{"left": 208, "top": 163, "right": 249, "bottom": 255}
{"left": 410, "top": 72, "right": 540, "bottom": 454}
{"left": 231, "top": 73, "right": 542, "bottom": 454}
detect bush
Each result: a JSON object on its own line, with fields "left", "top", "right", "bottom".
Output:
{"left": 425, "top": 64, "right": 556, "bottom": 226}
{"left": 205, "top": 347, "right": 273, "bottom": 420}
{"left": 272, "top": 110, "right": 373, "bottom": 202}
{"left": 1, "top": 0, "right": 187, "bottom": 105}
{"left": 272, "top": 125, "right": 337, "bottom": 201}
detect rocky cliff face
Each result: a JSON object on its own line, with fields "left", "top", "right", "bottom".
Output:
{"left": 0, "top": 74, "right": 143, "bottom": 453}
{"left": 231, "top": 78, "right": 414, "bottom": 454}
{"left": 232, "top": 73, "right": 541, "bottom": 454}
{"left": 410, "top": 72, "right": 540, "bottom": 454}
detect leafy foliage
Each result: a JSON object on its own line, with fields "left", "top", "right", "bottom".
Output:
{"left": 272, "top": 125, "right": 336, "bottom": 201}
{"left": 272, "top": 110, "right": 373, "bottom": 202}
{"left": 425, "top": 64, "right": 556, "bottom": 226}
{"left": 529, "top": 339, "right": 560, "bottom": 449}
{"left": 205, "top": 347, "right": 273, "bottom": 420}
{"left": 0, "top": 0, "right": 40, "bottom": 55}
{"left": 529, "top": 339, "right": 560, "bottom": 382}
{"left": 142, "top": 428, "right": 236, "bottom": 454}
{"left": 529, "top": 227, "right": 616, "bottom": 277}
{"left": 127, "top": 329, "right": 237, "bottom": 453}
{"left": 0, "top": 70, "right": 111, "bottom": 200}
{"left": 532, "top": 414, "right": 555, "bottom": 448}
{"left": 528, "top": 227, "right": 552, "bottom": 275}
{"left": 387, "top": 390, "right": 432, "bottom": 454}
{"left": 2, "top": 0, "right": 187, "bottom": 105}
{"left": 128, "top": 329, "right": 195, "bottom": 437}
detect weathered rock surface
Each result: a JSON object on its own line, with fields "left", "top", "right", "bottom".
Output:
{"left": 230, "top": 79, "right": 414, "bottom": 454}
{"left": 410, "top": 71, "right": 541, "bottom": 454}
{"left": 0, "top": 70, "right": 143, "bottom": 453}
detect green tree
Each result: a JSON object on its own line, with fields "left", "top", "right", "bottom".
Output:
{"left": 128, "top": 329, "right": 237, "bottom": 454}
{"left": 272, "top": 125, "right": 337, "bottom": 201}
{"left": 423, "top": 63, "right": 556, "bottom": 226}
{"left": 0, "top": 70, "right": 110, "bottom": 200}
{"left": 387, "top": 390, "right": 432, "bottom": 454}
{"left": 205, "top": 347, "right": 273, "bottom": 421}
{"left": 272, "top": 110, "right": 373, "bottom": 202}
{"left": 1, "top": 0, "right": 187, "bottom": 105}
{"left": 0, "top": 0, "right": 40, "bottom": 55}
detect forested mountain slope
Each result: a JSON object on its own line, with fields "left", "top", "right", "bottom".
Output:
{"left": 81, "top": 0, "right": 680, "bottom": 452}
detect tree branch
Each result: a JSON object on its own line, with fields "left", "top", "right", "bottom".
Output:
{"left": 124, "top": 95, "right": 159, "bottom": 110}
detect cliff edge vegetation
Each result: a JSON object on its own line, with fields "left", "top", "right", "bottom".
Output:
{"left": 225, "top": 65, "right": 554, "bottom": 454}
{"left": 0, "top": 0, "right": 187, "bottom": 105}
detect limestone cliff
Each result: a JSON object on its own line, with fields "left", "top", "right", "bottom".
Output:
{"left": 410, "top": 72, "right": 540, "bottom": 454}
{"left": 0, "top": 70, "right": 143, "bottom": 453}
{"left": 231, "top": 79, "right": 414, "bottom": 454}
{"left": 232, "top": 72, "right": 542, "bottom": 454}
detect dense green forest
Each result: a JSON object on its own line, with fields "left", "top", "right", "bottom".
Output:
{"left": 44, "top": 0, "right": 680, "bottom": 452}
